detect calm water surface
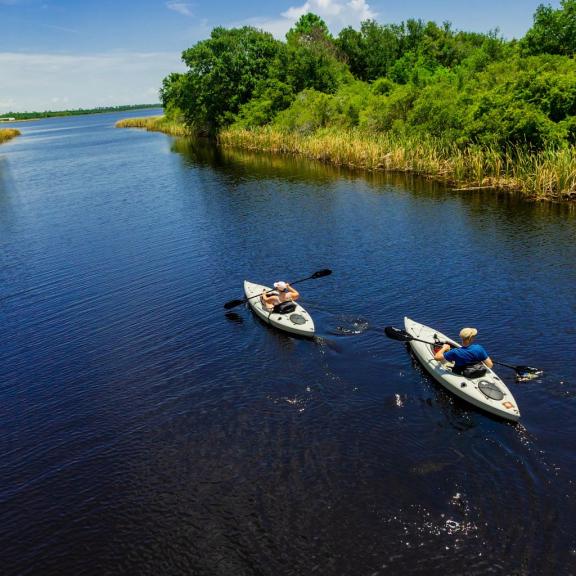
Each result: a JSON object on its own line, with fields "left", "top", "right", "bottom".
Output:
{"left": 1, "top": 111, "right": 575, "bottom": 575}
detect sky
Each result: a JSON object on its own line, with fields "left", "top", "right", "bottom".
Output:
{"left": 0, "top": 0, "right": 562, "bottom": 113}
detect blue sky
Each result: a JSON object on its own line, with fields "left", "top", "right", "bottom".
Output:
{"left": 0, "top": 0, "right": 562, "bottom": 112}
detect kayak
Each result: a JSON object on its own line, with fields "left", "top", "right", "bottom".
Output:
{"left": 404, "top": 317, "right": 520, "bottom": 421}
{"left": 243, "top": 280, "right": 315, "bottom": 337}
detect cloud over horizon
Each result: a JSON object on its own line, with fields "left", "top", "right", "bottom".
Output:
{"left": 0, "top": 51, "right": 186, "bottom": 112}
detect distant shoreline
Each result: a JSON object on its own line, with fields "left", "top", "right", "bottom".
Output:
{"left": 0, "top": 104, "right": 161, "bottom": 122}
{"left": 116, "top": 116, "right": 576, "bottom": 202}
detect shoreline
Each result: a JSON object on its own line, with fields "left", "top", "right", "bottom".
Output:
{"left": 1, "top": 105, "right": 161, "bottom": 123}
{"left": 115, "top": 117, "right": 576, "bottom": 202}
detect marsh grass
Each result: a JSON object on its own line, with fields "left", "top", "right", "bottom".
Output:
{"left": 115, "top": 116, "right": 190, "bottom": 137}
{"left": 118, "top": 117, "right": 576, "bottom": 200}
{"left": 219, "top": 127, "right": 576, "bottom": 200}
{"left": 0, "top": 128, "right": 21, "bottom": 144}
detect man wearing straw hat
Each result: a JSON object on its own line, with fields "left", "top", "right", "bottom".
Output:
{"left": 434, "top": 327, "right": 494, "bottom": 375}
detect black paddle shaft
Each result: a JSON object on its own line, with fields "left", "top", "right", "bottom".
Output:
{"left": 383, "top": 326, "right": 541, "bottom": 377}
{"left": 223, "top": 269, "right": 332, "bottom": 309}
{"left": 384, "top": 326, "right": 449, "bottom": 347}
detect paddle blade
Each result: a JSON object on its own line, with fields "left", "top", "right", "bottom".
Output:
{"left": 515, "top": 366, "right": 543, "bottom": 381}
{"left": 311, "top": 268, "right": 332, "bottom": 279}
{"left": 223, "top": 299, "right": 245, "bottom": 310}
{"left": 384, "top": 326, "right": 413, "bottom": 342}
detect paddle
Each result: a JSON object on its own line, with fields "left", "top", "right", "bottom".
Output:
{"left": 223, "top": 269, "right": 332, "bottom": 310}
{"left": 384, "top": 326, "right": 542, "bottom": 380}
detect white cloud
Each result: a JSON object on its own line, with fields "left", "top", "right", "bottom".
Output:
{"left": 0, "top": 52, "right": 186, "bottom": 112}
{"left": 166, "top": 1, "right": 193, "bottom": 17}
{"left": 239, "top": 0, "right": 377, "bottom": 39}
{"left": 282, "top": 0, "right": 377, "bottom": 27}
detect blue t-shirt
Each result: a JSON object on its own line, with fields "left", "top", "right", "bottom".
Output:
{"left": 444, "top": 344, "right": 488, "bottom": 367}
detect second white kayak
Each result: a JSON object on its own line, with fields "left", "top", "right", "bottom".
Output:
{"left": 244, "top": 280, "right": 315, "bottom": 337}
{"left": 404, "top": 317, "right": 520, "bottom": 421}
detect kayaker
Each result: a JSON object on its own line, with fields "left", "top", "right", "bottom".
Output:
{"left": 261, "top": 281, "right": 299, "bottom": 311}
{"left": 434, "top": 327, "right": 494, "bottom": 373}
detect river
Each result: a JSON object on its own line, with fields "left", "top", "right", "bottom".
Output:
{"left": 0, "top": 110, "right": 575, "bottom": 575}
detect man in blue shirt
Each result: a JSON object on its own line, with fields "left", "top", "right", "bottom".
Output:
{"left": 434, "top": 327, "right": 494, "bottom": 373}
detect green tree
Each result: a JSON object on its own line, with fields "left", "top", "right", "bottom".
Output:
{"left": 158, "top": 6, "right": 576, "bottom": 153}
{"left": 286, "top": 12, "right": 332, "bottom": 45}
{"left": 359, "top": 83, "right": 418, "bottom": 133}
{"left": 273, "top": 89, "right": 334, "bottom": 134}
{"left": 361, "top": 20, "right": 403, "bottom": 80}
{"left": 277, "top": 14, "right": 352, "bottom": 94}
{"left": 521, "top": 0, "right": 576, "bottom": 56}
{"left": 177, "top": 26, "right": 283, "bottom": 133}
{"left": 234, "top": 79, "right": 295, "bottom": 128}
{"left": 336, "top": 26, "right": 367, "bottom": 79}
{"left": 159, "top": 72, "right": 187, "bottom": 120}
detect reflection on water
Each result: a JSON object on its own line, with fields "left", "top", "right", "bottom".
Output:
{"left": 0, "top": 117, "right": 575, "bottom": 576}
{"left": 173, "top": 136, "right": 576, "bottom": 216}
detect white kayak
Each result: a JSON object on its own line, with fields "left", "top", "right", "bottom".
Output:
{"left": 404, "top": 317, "right": 520, "bottom": 421}
{"left": 243, "top": 280, "right": 315, "bottom": 337}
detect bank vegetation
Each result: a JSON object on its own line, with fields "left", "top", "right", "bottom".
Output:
{"left": 0, "top": 128, "right": 20, "bottom": 144}
{"left": 115, "top": 116, "right": 190, "bottom": 136}
{"left": 123, "top": 1, "right": 576, "bottom": 200}
{"left": 219, "top": 127, "right": 576, "bottom": 200}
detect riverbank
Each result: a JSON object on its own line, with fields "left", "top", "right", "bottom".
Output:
{"left": 0, "top": 128, "right": 20, "bottom": 144}
{"left": 117, "top": 117, "right": 576, "bottom": 201}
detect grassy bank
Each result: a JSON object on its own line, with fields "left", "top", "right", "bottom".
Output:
{"left": 117, "top": 117, "right": 576, "bottom": 201}
{"left": 219, "top": 127, "right": 576, "bottom": 201}
{"left": 115, "top": 116, "right": 190, "bottom": 137}
{"left": 0, "top": 128, "right": 20, "bottom": 144}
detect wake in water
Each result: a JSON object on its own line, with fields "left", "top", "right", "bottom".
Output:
{"left": 329, "top": 315, "right": 370, "bottom": 336}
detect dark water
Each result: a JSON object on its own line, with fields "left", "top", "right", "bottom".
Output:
{"left": 1, "top": 111, "right": 575, "bottom": 576}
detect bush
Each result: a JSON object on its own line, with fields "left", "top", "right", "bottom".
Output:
{"left": 359, "top": 83, "right": 418, "bottom": 133}
{"left": 273, "top": 89, "right": 335, "bottom": 134}
{"left": 234, "top": 80, "right": 295, "bottom": 128}
{"left": 408, "top": 81, "right": 465, "bottom": 140}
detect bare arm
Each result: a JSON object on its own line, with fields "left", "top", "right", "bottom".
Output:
{"left": 484, "top": 356, "right": 494, "bottom": 369}
{"left": 261, "top": 289, "right": 273, "bottom": 304}
{"left": 434, "top": 343, "right": 451, "bottom": 362}
{"left": 285, "top": 283, "right": 299, "bottom": 301}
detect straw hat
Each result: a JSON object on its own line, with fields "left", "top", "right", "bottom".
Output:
{"left": 459, "top": 327, "right": 478, "bottom": 340}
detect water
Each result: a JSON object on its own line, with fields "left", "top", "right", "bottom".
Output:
{"left": 1, "top": 112, "right": 575, "bottom": 575}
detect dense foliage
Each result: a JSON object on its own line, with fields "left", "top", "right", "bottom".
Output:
{"left": 162, "top": 2, "right": 576, "bottom": 150}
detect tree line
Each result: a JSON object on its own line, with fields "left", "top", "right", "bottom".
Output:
{"left": 0, "top": 104, "right": 161, "bottom": 121}
{"left": 160, "top": 1, "right": 576, "bottom": 151}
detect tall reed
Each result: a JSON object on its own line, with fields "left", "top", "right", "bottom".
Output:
{"left": 118, "top": 117, "right": 576, "bottom": 200}
{"left": 115, "top": 116, "right": 190, "bottom": 137}
{"left": 0, "top": 128, "right": 21, "bottom": 144}
{"left": 219, "top": 127, "right": 576, "bottom": 200}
